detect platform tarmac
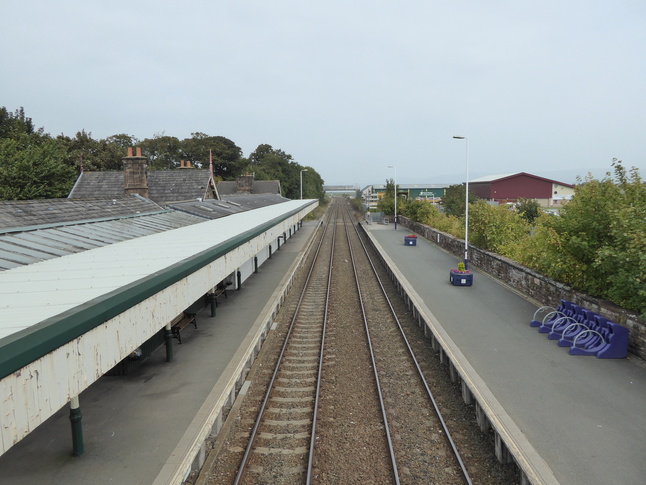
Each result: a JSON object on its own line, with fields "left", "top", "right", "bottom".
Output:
{"left": 364, "top": 223, "right": 646, "bottom": 485}
{"left": 0, "top": 220, "right": 319, "bottom": 485}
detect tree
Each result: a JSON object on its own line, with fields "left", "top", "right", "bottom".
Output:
{"left": 105, "top": 133, "right": 139, "bottom": 151}
{"left": 442, "top": 183, "right": 477, "bottom": 217}
{"left": 56, "top": 130, "right": 127, "bottom": 172}
{"left": 401, "top": 198, "right": 436, "bottom": 225}
{"left": 515, "top": 198, "right": 541, "bottom": 224}
{"left": 377, "top": 178, "right": 397, "bottom": 216}
{"left": 207, "top": 136, "right": 243, "bottom": 179}
{"left": 179, "top": 133, "right": 243, "bottom": 177}
{"left": 249, "top": 143, "right": 276, "bottom": 166}
{"left": 505, "top": 161, "right": 645, "bottom": 315}
{"left": 139, "top": 133, "right": 182, "bottom": 170}
{"left": 468, "top": 200, "right": 530, "bottom": 253}
{"left": 0, "top": 137, "right": 76, "bottom": 199}
{"left": 248, "top": 144, "right": 295, "bottom": 196}
{"left": 0, "top": 106, "right": 39, "bottom": 139}
{"left": 245, "top": 144, "right": 326, "bottom": 201}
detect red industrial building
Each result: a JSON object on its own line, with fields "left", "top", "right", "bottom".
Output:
{"left": 468, "top": 172, "right": 575, "bottom": 208}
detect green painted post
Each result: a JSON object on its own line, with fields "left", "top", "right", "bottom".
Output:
{"left": 69, "top": 396, "right": 84, "bottom": 457}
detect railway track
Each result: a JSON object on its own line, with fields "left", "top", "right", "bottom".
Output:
{"left": 231, "top": 201, "right": 338, "bottom": 484}
{"left": 200, "top": 198, "right": 508, "bottom": 484}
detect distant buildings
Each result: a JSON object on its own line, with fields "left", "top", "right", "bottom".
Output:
{"left": 361, "top": 184, "right": 449, "bottom": 209}
{"left": 468, "top": 173, "right": 574, "bottom": 208}
{"left": 361, "top": 172, "right": 574, "bottom": 210}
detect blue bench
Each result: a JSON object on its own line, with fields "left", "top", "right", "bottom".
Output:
{"left": 530, "top": 300, "right": 628, "bottom": 359}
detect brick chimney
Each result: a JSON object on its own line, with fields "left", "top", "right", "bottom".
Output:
{"left": 236, "top": 174, "right": 254, "bottom": 194}
{"left": 122, "top": 147, "right": 149, "bottom": 198}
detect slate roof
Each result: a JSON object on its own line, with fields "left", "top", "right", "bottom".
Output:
{"left": 0, "top": 197, "right": 164, "bottom": 231}
{"left": 147, "top": 170, "right": 216, "bottom": 203}
{"left": 68, "top": 170, "right": 217, "bottom": 204}
{"left": 216, "top": 180, "right": 282, "bottom": 195}
{"left": 168, "top": 194, "right": 290, "bottom": 220}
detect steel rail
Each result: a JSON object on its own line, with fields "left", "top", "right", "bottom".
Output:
{"left": 340, "top": 205, "right": 401, "bottom": 484}
{"left": 347, "top": 203, "right": 473, "bottom": 485}
{"left": 233, "top": 203, "right": 337, "bottom": 484}
{"left": 305, "top": 202, "right": 337, "bottom": 483}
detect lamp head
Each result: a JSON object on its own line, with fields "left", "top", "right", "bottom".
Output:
{"left": 453, "top": 136, "right": 466, "bottom": 139}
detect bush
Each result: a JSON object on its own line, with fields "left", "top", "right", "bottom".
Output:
{"left": 468, "top": 201, "right": 530, "bottom": 253}
{"left": 402, "top": 161, "right": 646, "bottom": 316}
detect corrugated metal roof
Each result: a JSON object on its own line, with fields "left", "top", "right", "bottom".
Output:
{"left": 216, "top": 180, "right": 281, "bottom": 196}
{"left": 0, "top": 197, "right": 164, "bottom": 230}
{"left": 168, "top": 194, "right": 290, "bottom": 219}
{"left": 469, "top": 173, "right": 517, "bottom": 183}
{"left": 0, "top": 211, "right": 206, "bottom": 271}
{"left": 0, "top": 200, "right": 315, "bottom": 342}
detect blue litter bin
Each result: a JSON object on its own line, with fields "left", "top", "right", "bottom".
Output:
{"left": 404, "top": 235, "right": 417, "bottom": 246}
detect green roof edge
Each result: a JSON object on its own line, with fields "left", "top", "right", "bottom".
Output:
{"left": 0, "top": 202, "right": 313, "bottom": 380}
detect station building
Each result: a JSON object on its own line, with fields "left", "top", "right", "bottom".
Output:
{"left": 0, "top": 149, "right": 317, "bottom": 458}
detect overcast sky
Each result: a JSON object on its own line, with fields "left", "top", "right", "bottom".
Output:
{"left": 2, "top": 1, "right": 645, "bottom": 186}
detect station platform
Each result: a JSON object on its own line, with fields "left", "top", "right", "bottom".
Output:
{"left": 2, "top": 217, "right": 644, "bottom": 485}
{"left": 0, "top": 220, "right": 319, "bottom": 485}
{"left": 364, "top": 223, "right": 646, "bottom": 485}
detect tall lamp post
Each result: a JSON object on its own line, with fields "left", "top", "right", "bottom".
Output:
{"left": 300, "top": 169, "right": 308, "bottom": 199}
{"left": 388, "top": 165, "right": 397, "bottom": 229}
{"left": 453, "top": 136, "right": 469, "bottom": 269}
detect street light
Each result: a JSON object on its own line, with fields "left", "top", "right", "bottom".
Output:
{"left": 300, "top": 169, "right": 308, "bottom": 199}
{"left": 453, "top": 136, "right": 469, "bottom": 270}
{"left": 388, "top": 165, "right": 397, "bottom": 229}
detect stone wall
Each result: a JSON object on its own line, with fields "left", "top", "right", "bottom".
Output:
{"left": 399, "top": 216, "right": 646, "bottom": 360}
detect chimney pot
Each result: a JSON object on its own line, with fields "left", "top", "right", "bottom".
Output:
{"left": 123, "top": 147, "right": 149, "bottom": 198}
